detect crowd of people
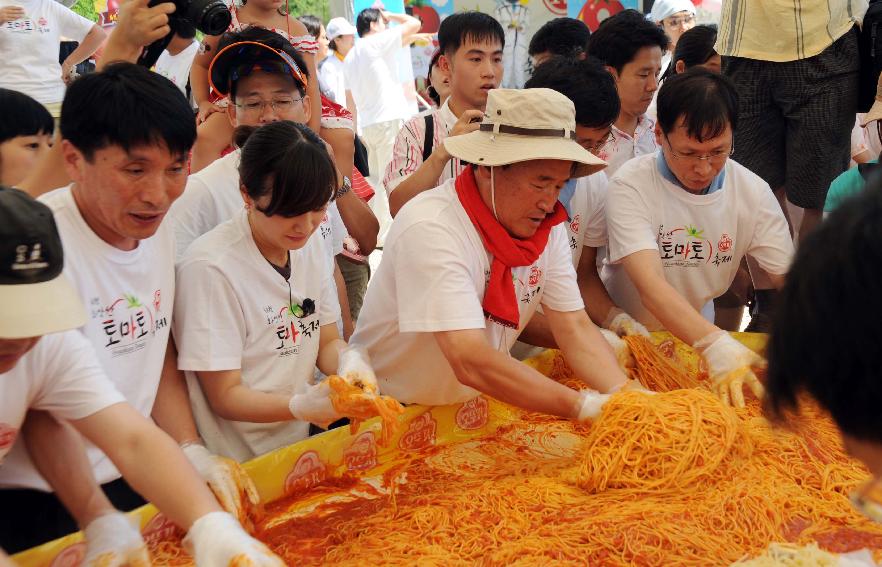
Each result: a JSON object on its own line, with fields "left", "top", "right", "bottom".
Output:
{"left": 1, "top": 0, "right": 880, "bottom": 563}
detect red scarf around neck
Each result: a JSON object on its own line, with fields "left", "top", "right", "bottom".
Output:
{"left": 455, "top": 167, "right": 568, "bottom": 329}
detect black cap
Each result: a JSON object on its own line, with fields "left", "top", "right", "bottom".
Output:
{"left": 0, "top": 187, "right": 85, "bottom": 338}
{"left": 0, "top": 187, "right": 64, "bottom": 285}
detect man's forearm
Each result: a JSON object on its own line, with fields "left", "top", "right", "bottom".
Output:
{"left": 517, "top": 312, "right": 557, "bottom": 349}
{"left": 437, "top": 330, "right": 579, "bottom": 417}
{"left": 74, "top": 405, "right": 222, "bottom": 531}
{"left": 22, "top": 411, "right": 117, "bottom": 529}
{"left": 151, "top": 338, "right": 201, "bottom": 444}
{"left": 548, "top": 310, "right": 627, "bottom": 393}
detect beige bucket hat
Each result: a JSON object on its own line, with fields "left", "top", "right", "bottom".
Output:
{"left": 862, "top": 73, "right": 882, "bottom": 126}
{"left": 443, "top": 88, "right": 607, "bottom": 178}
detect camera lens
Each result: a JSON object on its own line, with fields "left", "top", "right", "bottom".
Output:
{"left": 184, "top": 0, "right": 231, "bottom": 36}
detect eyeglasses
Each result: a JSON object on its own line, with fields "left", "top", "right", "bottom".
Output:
{"left": 582, "top": 130, "right": 615, "bottom": 154}
{"left": 234, "top": 96, "right": 304, "bottom": 115}
{"left": 664, "top": 14, "right": 695, "bottom": 29}
{"left": 662, "top": 132, "right": 733, "bottom": 165}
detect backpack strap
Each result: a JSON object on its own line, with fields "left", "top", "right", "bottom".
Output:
{"left": 422, "top": 113, "right": 435, "bottom": 163}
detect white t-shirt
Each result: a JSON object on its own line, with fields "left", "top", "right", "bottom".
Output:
{"left": 601, "top": 154, "right": 794, "bottom": 331}
{"left": 565, "top": 172, "right": 609, "bottom": 268}
{"left": 349, "top": 179, "right": 584, "bottom": 406}
{"left": 174, "top": 210, "right": 340, "bottom": 462}
{"left": 168, "top": 149, "right": 344, "bottom": 262}
{"left": 597, "top": 116, "right": 658, "bottom": 177}
{"left": 319, "top": 54, "right": 347, "bottom": 107}
{"left": 0, "top": 0, "right": 94, "bottom": 104}
{"left": 344, "top": 28, "right": 409, "bottom": 128}
{"left": 0, "top": 331, "right": 125, "bottom": 479}
{"left": 0, "top": 186, "right": 175, "bottom": 489}
{"left": 154, "top": 41, "right": 199, "bottom": 94}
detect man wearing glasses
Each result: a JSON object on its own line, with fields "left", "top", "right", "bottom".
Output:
{"left": 602, "top": 69, "right": 794, "bottom": 408}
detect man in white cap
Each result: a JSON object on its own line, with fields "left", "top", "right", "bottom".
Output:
{"left": 648, "top": 0, "right": 697, "bottom": 78}
{"left": 350, "top": 88, "right": 632, "bottom": 422}
{"left": 320, "top": 17, "right": 358, "bottom": 112}
{"left": 0, "top": 187, "right": 283, "bottom": 564}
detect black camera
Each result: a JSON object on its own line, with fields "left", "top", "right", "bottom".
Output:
{"left": 138, "top": 0, "right": 231, "bottom": 68}
{"left": 165, "top": 0, "right": 231, "bottom": 36}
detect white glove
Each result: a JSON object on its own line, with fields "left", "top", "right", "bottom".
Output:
{"left": 694, "top": 330, "right": 766, "bottom": 408}
{"left": 184, "top": 511, "right": 285, "bottom": 567}
{"left": 599, "top": 328, "right": 635, "bottom": 374}
{"left": 603, "top": 308, "right": 651, "bottom": 337}
{"left": 338, "top": 344, "right": 378, "bottom": 392}
{"left": 573, "top": 390, "right": 612, "bottom": 422}
{"left": 83, "top": 512, "right": 150, "bottom": 567}
{"left": 289, "top": 380, "right": 343, "bottom": 428}
{"left": 182, "top": 443, "right": 260, "bottom": 524}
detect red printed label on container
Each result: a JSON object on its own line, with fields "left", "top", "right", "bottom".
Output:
{"left": 398, "top": 412, "right": 436, "bottom": 451}
{"left": 50, "top": 542, "right": 85, "bottom": 567}
{"left": 456, "top": 396, "right": 489, "bottom": 430}
{"left": 344, "top": 431, "right": 377, "bottom": 471}
{"left": 285, "top": 450, "right": 327, "bottom": 495}
{"left": 141, "top": 513, "right": 182, "bottom": 546}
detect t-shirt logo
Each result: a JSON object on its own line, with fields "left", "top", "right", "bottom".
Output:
{"left": 718, "top": 233, "right": 733, "bottom": 253}
{"left": 569, "top": 214, "right": 581, "bottom": 235}
{"left": 528, "top": 266, "right": 542, "bottom": 287}
{"left": 0, "top": 422, "right": 17, "bottom": 452}
{"left": 263, "top": 303, "right": 319, "bottom": 357}
{"left": 657, "top": 224, "right": 711, "bottom": 267}
{"left": 90, "top": 291, "right": 168, "bottom": 358}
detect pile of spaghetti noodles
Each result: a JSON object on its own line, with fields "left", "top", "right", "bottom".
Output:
{"left": 327, "top": 374, "right": 404, "bottom": 446}
{"left": 147, "top": 337, "right": 882, "bottom": 566}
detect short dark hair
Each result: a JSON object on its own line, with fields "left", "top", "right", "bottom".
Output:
{"left": 60, "top": 63, "right": 195, "bottom": 161}
{"left": 356, "top": 8, "right": 382, "bottom": 37}
{"left": 673, "top": 24, "right": 718, "bottom": 71}
{"left": 525, "top": 56, "right": 619, "bottom": 129}
{"left": 586, "top": 9, "right": 669, "bottom": 73}
{"left": 0, "top": 88, "right": 53, "bottom": 144}
{"left": 171, "top": 18, "right": 196, "bottom": 40}
{"left": 437, "top": 11, "right": 504, "bottom": 56}
{"left": 297, "top": 14, "right": 321, "bottom": 38}
{"left": 765, "top": 176, "right": 882, "bottom": 442}
{"left": 217, "top": 27, "right": 309, "bottom": 100}
{"left": 656, "top": 68, "right": 738, "bottom": 142}
{"left": 235, "top": 121, "right": 336, "bottom": 218}
{"left": 528, "top": 17, "right": 590, "bottom": 58}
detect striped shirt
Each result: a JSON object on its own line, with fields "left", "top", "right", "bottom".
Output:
{"left": 383, "top": 99, "right": 464, "bottom": 193}
{"left": 716, "top": 0, "right": 867, "bottom": 62}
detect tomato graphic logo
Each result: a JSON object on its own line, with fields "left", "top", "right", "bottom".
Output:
{"left": 0, "top": 423, "right": 17, "bottom": 451}
{"left": 578, "top": 0, "right": 625, "bottom": 31}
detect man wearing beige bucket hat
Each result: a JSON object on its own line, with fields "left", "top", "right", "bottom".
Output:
{"left": 350, "top": 88, "right": 635, "bottom": 423}
{"left": 0, "top": 188, "right": 284, "bottom": 564}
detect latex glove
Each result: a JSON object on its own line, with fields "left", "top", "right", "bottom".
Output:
{"left": 573, "top": 390, "right": 612, "bottom": 422}
{"left": 603, "top": 308, "right": 651, "bottom": 337}
{"left": 83, "top": 512, "right": 150, "bottom": 567}
{"left": 599, "top": 328, "right": 635, "bottom": 374}
{"left": 289, "top": 381, "right": 344, "bottom": 428}
{"left": 184, "top": 511, "right": 285, "bottom": 567}
{"left": 694, "top": 330, "right": 766, "bottom": 408}
{"left": 338, "top": 344, "right": 378, "bottom": 392}
{"left": 182, "top": 443, "right": 260, "bottom": 524}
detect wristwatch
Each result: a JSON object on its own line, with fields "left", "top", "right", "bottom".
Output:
{"left": 335, "top": 176, "right": 352, "bottom": 199}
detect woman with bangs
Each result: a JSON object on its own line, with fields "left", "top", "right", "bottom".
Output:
{"left": 173, "top": 120, "right": 375, "bottom": 462}
{"left": 0, "top": 89, "right": 54, "bottom": 187}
